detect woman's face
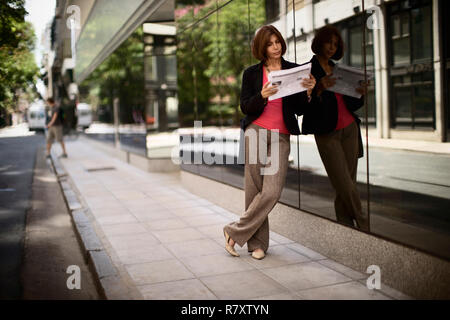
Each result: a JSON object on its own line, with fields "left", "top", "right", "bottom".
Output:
{"left": 322, "top": 35, "right": 338, "bottom": 59}
{"left": 266, "top": 34, "right": 282, "bottom": 60}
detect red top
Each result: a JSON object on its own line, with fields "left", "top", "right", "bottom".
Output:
{"left": 334, "top": 93, "right": 355, "bottom": 130}
{"left": 252, "top": 67, "right": 290, "bottom": 134}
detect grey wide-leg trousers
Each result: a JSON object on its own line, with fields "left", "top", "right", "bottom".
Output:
{"left": 314, "top": 121, "right": 369, "bottom": 231}
{"left": 224, "top": 123, "right": 291, "bottom": 252}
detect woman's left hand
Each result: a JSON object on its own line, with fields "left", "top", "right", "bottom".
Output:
{"left": 301, "top": 74, "right": 316, "bottom": 97}
{"left": 356, "top": 80, "right": 370, "bottom": 96}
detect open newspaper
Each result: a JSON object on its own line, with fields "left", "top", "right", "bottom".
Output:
{"left": 328, "top": 64, "right": 374, "bottom": 99}
{"left": 268, "top": 63, "right": 311, "bottom": 101}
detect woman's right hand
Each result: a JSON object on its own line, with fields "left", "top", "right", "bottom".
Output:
{"left": 261, "top": 81, "right": 278, "bottom": 99}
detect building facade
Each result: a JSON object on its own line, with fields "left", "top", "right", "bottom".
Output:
{"left": 269, "top": 0, "right": 449, "bottom": 141}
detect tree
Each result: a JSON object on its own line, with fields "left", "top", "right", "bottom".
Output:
{"left": 0, "top": 1, "right": 39, "bottom": 127}
{"left": 0, "top": 0, "right": 27, "bottom": 49}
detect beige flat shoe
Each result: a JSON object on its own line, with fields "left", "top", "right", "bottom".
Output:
{"left": 251, "top": 249, "right": 265, "bottom": 260}
{"left": 224, "top": 230, "right": 239, "bottom": 257}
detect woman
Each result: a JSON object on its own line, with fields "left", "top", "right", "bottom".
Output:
{"left": 302, "top": 25, "right": 369, "bottom": 232}
{"left": 223, "top": 25, "right": 316, "bottom": 260}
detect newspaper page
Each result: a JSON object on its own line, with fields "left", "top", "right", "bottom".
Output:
{"left": 267, "top": 63, "right": 312, "bottom": 101}
{"left": 328, "top": 64, "right": 374, "bottom": 98}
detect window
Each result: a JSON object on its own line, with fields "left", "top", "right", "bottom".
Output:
{"left": 265, "top": 0, "right": 280, "bottom": 22}
{"left": 389, "top": 0, "right": 434, "bottom": 129}
{"left": 391, "top": 13, "right": 410, "bottom": 66}
{"left": 336, "top": 16, "right": 376, "bottom": 125}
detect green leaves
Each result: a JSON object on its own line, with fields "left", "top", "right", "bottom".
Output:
{"left": 175, "top": 0, "right": 265, "bottom": 127}
{"left": 0, "top": 0, "right": 39, "bottom": 126}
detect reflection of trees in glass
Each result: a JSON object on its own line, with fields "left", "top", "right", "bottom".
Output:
{"left": 176, "top": 0, "right": 265, "bottom": 127}
{"left": 176, "top": 3, "right": 212, "bottom": 127}
{"left": 79, "top": 27, "right": 144, "bottom": 124}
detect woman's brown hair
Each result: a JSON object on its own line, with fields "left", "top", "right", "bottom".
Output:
{"left": 311, "top": 25, "right": 344, "bottom": 60}
{"left": 251, "top": 25, "right": 286, "bottom": 62}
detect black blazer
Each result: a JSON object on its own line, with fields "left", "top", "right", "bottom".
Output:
{"left": 239, "top": 57, "right": 312, "bottom": 135}
{"left": 301, "top": 55, "right": 365, "bottom": 157}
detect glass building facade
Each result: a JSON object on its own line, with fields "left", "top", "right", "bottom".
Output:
{"left": 77, "top": 0, "right": 449, "bottom": 261}
{"left": 174, "top": 0, "right": 450, "bottom": 261}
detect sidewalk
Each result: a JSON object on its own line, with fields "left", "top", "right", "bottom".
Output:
{"left": 51, "top": 136, "right": 411, "bottom": 300}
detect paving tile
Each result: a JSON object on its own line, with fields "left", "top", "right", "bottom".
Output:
{"left": 196, "top": 224, "right": 225, "bottom": 239}
{"left": 122, "top": 200, "right": 165, "bottom": 212}
{"left": 125, "top": 259, "right": 194, "bottom": 285}
{"left": 146, "top": 218, "right": 189, "bottom": 231}
{"left": 250, "top": 292, "right": 302, "bottom": 300}
{"left": 269, "top": 231, "right": 295, "bottom": 244}
{"left": 166, "top": 238, "right": 224, "bottom": 258}
{"left": 356, "top": 279, "right": 413, "bottom": 300}
{"left": 241, "top": 245, "right": 310, "bottom": 269}
{"left": 180, "top": 253, "right": 255, "bottom": 277}
{"left": 182, "top": 215, "right": 231, "bottom": 227}
{"left": 208, "top": 204, "right": 230, "bottom": 214}
{"left": 261, "top": 261, "right": 352, "bottom": 291}
{"left": 295, "top": 281, "right": 392, "bottom": 300}
{"left": 90, "top": 208, "right": 131, "bottom": 219}
{"left": 110, "top": 190, "right": 148, "bottom": 201}
{"left": 194, "top": 199, "right": 215, "bottom": 206}
{"left": 107, "top": 232, "right": 160, "bottom": 252}
{"left": 82, "top": 190, "right": 112, "bottom": 198}
{"left": 162, "top": 199, "right": 209, "bottom": 210}
{"left": 131, "top": 210, "right": 176, "bottom": 222}
{"left": 138, "top": 279, "right": 217, "bottom": 300}
{"left": 170, "top": 205, "right": 217, "bottom": 218}
{"left": 285, "top": 243, "right": 327, "bottom": 260}
{"left": 101, "top": 223, "right": 148, "bottom": 237}
{"left": 216, "top": 210, "right": 240, "bottom": 220}
{"left": 200, "top": 270, "right": 287, "bottom": 300}
{"left": 96, "top": 214, "right": 138, "bottom": 226}
{"left": 87, "top": 198, "right": 123, "bottom": 210}
{"left": 152, "top": 227, "right": 206, "bottom": 243}
{"left": 114, "top": 244, "right": 174, "bottom": 265}
{"left": 318, "top": 259, "right": 367, "bottom": 280}
{"left": 148, "top": 194, "right": 189, "bottom": 203}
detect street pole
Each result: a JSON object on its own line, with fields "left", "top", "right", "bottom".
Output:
{"left": 113, "top": 97, "right": 120, "bottom": 149}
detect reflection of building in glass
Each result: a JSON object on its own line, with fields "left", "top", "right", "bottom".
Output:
{"left": 46, "top": 0, "right": 177, "bottom": 134}
{"left": 144, "top": 23, "right": 178, "bottom": 131}
{"left": 269, "top": 0, "right": 448, "bottom": 142}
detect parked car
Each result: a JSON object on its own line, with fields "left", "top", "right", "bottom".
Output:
{"left": 27, "top": 100, "right": 46, "bottom": 131}
{"left": 76, "top": 103, "right": 92, "bottom": 129}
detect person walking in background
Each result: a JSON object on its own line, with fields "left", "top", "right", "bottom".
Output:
{"left": 302, "top": 25, "right": 369, "bottom": 232}
{"left": 46, "top": 97, "right": 68, "bottom": 159}
{"left": 223, "top": 25, "right": 316, "bottom": 260}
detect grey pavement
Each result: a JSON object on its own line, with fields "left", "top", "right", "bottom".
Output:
{"left": 0, "top": 133, "right": 43, "bottom": 299}
{"left": 50, "top": 136, "right": 412, "bottom": 300}
{"left": 21, "top": 145, "right": 100, "bottom": 299}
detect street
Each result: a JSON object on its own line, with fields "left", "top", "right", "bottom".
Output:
{"left": 0, "top": 126, "right": 99, "bottom": 299}
{"left": 0, "top": 133, "right": 41, "bottom": 298}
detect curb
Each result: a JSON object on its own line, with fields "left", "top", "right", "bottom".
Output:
{"left": 49, "top": 152, "right": 118, "bottom": 300}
